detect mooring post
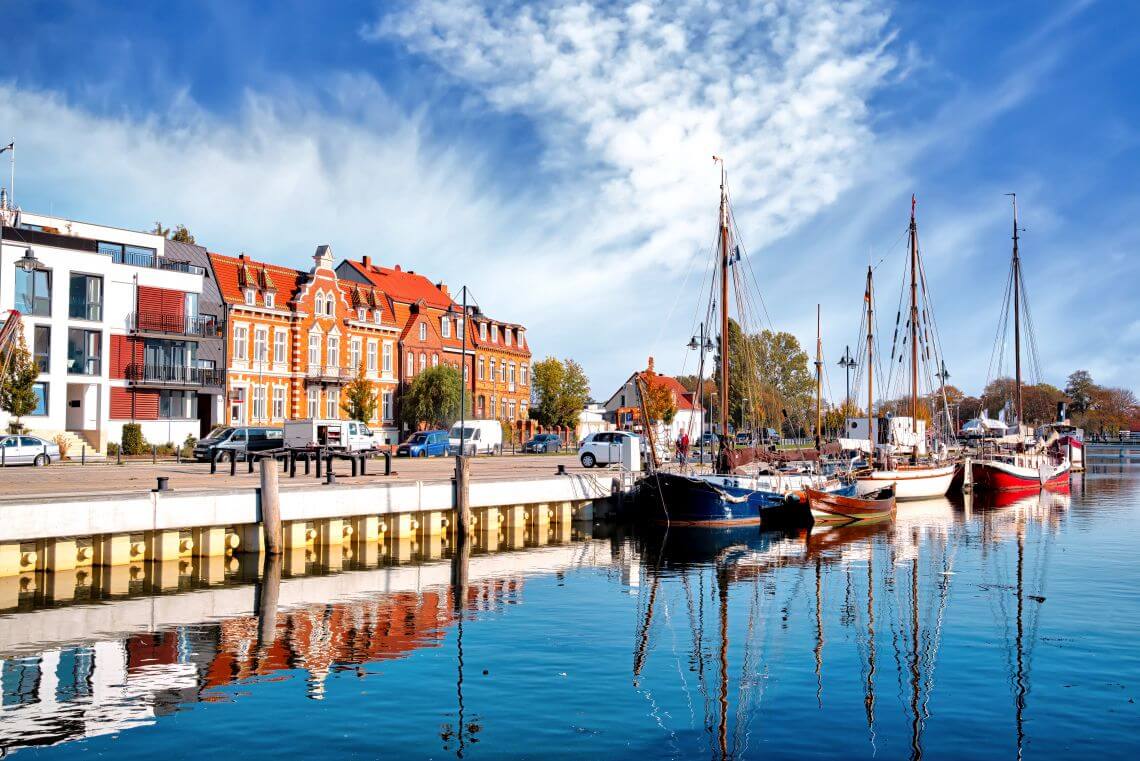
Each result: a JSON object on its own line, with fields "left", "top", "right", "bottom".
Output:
{"left": 81, "top": 445, "right": 86, "bottom": 465}
{"left": 260, "top": 457, "right": 282, "bottom": 555}
{"left": 455, "top": 455, "right": 471, "bottom": 538}
{"left": 962, "top": 456, "right": 973, "bottom": 492}
{"left": 257, "top": 551, "right": 282, "bottom": 651}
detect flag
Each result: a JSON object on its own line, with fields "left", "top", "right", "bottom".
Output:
{"left": 0, "top": 142, "right": 12, "bottom": 154}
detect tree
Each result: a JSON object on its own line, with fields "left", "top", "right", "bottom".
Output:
{"left": 710, "top": 320, "right": 814, "bottom": 434}
{"left": 641, "top": 375, "right": 677, "bottom": 426}
{"left": 1, "top": 328, "right": 40, "bottom": 432}
{"left": 400, "top": 365, "right": 469, "bottom": 429}
{"left": 151, "top": 221, "right": 170, "bottom": 237}
{"left": 341, "top": 361, "right": 378, "bottom": 422}
{"left": 1065, "top": 370, "right": 1095, "bottom": 414}
{"left": 532, "top": 357, "right": 590, "bottom": 428}
{"left": 151, "top": 221, "right": 196, "bottom": 244}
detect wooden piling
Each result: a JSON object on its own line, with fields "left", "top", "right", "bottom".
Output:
{"left": 260, "top": 457, "right": 282, "bottom": 555}
{"left": 455, "top": 455, "right": 471, "bottom": 537}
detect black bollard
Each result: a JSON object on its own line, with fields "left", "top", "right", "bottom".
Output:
{"left": 154, "top": 476, "right": 171, "bottom": 492}
{"left": 326, "top": 469, "right": 336, "bottom": 485}
{"left": 289, "top": 451, "right": 297, "bottom": 478}
{"left": 229, "top": 448, "right": 237, "bottom": 477}
{"left": 248, "top": 452, "right": 256, "bottom": 474}
{"left": 304, "top": 452, "right": 311, "bottom": 475}
{"left": 557, "top": 464, "right": 567, "bottom": 475}
{"left": 350, "top": 456, "right": 359, "bottom": 478}
{"left": 359, "top": 455, "right": 367, "bottom": 476}
{"left": 315, "top": 451, "right": 322, "bottom": 479}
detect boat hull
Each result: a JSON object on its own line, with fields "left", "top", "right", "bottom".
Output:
{"left": 805, "top": 486, "right": 896, "bottom": 524}
{"left": 638, "top": 472, "right": 837, "bottom": 526}
{"left": 855, "top": 463, "right": 956, "bottom": 500}
{"left": 971, "top": 458, "right": 1070, "bottom": 492}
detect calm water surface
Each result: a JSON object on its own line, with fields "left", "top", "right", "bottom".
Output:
{"left": 2, "top": 467, "right": 1139, "bottom": 759}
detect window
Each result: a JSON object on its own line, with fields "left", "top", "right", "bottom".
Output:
{"left": 509, "top": 362, "right": 516, "bottom": 386}
{"left": 160, "top": 390, "right": 197, "bottom": 419}
{"left": 185, "top": 292, "right": 199, "bottom": 318}
{"left": 520, "top": 401, "right": 528, "bottom": 419}
{"left": 327, "top": 336, "right": 339, "bottom": 368}
{"left": 500, "top": 360, "right": 507, "bottom": 383}
{"left": 307, "top": 387, "right": 320, "bottom": 418}
{"left": 272, "top": 386, "right": 285, "bottom": 419}
{"left": 252, "top": 385, "right": 267, "bottom": 421}
{"left": 122, "top": 245, "right": 156, "bottom": 267}
{"left": 315, "top": 292, "right": 325, "bottom": 314}
{"left": 491, "top": 324, "right": 498, "bottom": 343}
{"left": 382, "top": 391, "right": 393, "bottom": 421}
{"left": 68, "top": 274, "right": 103, "bottom": 321}
{"left": 432, "top": 354, "right": 439, "bottom": 368}
{"left": 505, "top": 328, "right": 512, "bottom": 347}
{"left": 382, "top": 342, "right": 392, "bottom": 373}
{"left": 33, "top": 325, "right": 50, "bottom": 373}
{"left": 419, "top": 322, "right": 427, "bottom": 341}
{"left": 509, "top": 401, "right": 516, "bottom": 419}
{"left": 478, "top": 358, "right": 485, "bottom": 380}
{"left": 67, "top": 328, "right": 101, "bottom": 375}
{"left": 374, "top": 309, "right": 383, "bottom": 324}
{"left": 230, "top": 387, "right": 246, "bottom": 423}
{"left": 441, "top": 317, "right": 451, "bottom": 338}
{"left": 254, "top": 328, "right": 268, "bottom": 363}
{"left": 491, "top": 396, "right": 498, "bottom": 418}
{"left": 233, "top": 325, "right": 249, "bottom": 360}
{"left": 419, "top": 353, "right": 426, "bottom": 372}
{"left": 15, "top": 268, "right": 52, "bottom": 316}
{"left": 463, "top": 362, "right": 469, "bottom": 383}
{"left": 97, "top": 241, "right": 123, "bottom": 259}
{"left": 367, "top": 341, "right": 378, "bottom": 372}
{"left": 479, "top": 322, "right": 487, "bottom": 341}
{"left": 308, "top": 334, "right": 320, "bottom": 365}
{"left": 520, "top": 364, "right": 528, "bottom": 386}
{"left": 326, "top": 388, "right": 339, "bottom": 418}
{"left": 457, "top": 317, "right": 464, "bottom": 337}
{"left": 265, "top": 292, "right": 275, "bottom": 308}
{"left": 273, "top": 330, "right": 286, "bottom": 363}
{"left": 350, "top": 338, "right": 362, "bottom": 371}
{"left": 406, "top": 351, "right": 414, "bottom": 377}
{"left": 325, "top": 297, "right": 334, "bottom": 316}
{"left": 244, "top": 289, "right": 256, "bottom": 306}
{"left": 357, "top": 307, "right": 367, "bottom": 321}
{"left": 489, "top": 360, "right": 496, "bottom": 382}
{"left": 32, "top": 382, "right": 48, "bottom": 416}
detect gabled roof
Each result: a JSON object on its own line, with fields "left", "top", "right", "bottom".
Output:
{"left": 603, "top": 370, "right": 697, "bottom": 411}
{"left": 211, "top": 253, "right": 304, "bottom": 306}
{"left": 337, "top": 281, "right": 399, "bottom": 327}
{"left": 341, "top": 259, "right": 455, "bottom": 310}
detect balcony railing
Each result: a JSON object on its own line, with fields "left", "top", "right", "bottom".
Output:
{"left": 157, "top": 259, "right": 206, "bottom": 276}
{"left": 129, "top": 312, "right": 222, "bottom": 337}
{"left": 108, "top": 248, "right": 205, "bottom": 276}
{"left": 306, "top": 364, "right": 347, "bottom": 382}
{"left": 125, "top": 363, "right": 224, "bottom": 386}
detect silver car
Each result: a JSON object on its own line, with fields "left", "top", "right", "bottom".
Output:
{"left": 0, "top": 435, "right": 61, "bottom": 466}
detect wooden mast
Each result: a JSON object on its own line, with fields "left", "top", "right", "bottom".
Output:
{"left": 717, "top": 158, "right": 731, "bottom": 444}
{"left": 815, "top": 304, "right": 823, "bottom": 449}
{"left": 866, "top": 266, "right": 875, "bottom": 463}
{"left": 909, "top": 196, "right": 920, "bottom": 435}
{"left": 1010, "top": 193, "right": 1023, "bottom": 427}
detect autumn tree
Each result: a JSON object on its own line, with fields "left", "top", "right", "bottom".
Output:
{"left": 1065, "top": 370, "right": 1095, "bottom": 414}
{"left": 532, "top": 357, "right": 590, "bottom": 428}
{"left": 1, "top": 328, "right": 40, "bottom": 433}
{"left": 341, "top": 361, "right": 378, "bottom": 422}
{"left": 710, "top": 319, "right": 813, "bottom": 433}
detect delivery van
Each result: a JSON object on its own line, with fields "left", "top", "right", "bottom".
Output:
{"left": 448, "top": 419, "right": 503, "bottom": 455}
{"left": 283, "top": 419, "right": 376, "bottom": 451}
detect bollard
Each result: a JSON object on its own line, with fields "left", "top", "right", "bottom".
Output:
{"left": 2, "top": 444, "right": 6, "bottom": 466}
{"left": 455, "top": 455, "right": 471, "bottom": 536}
{"left": 176, "top": 447, "right": 181, "bottom": 464}
{"left": 248, "top": 452, "right": 256, "bottom": 474}
{"left": 325, "top": 453, "right": 334, "bottom": 479}
{"left": 154, "top": 476, "right": 171, "bottom": 492}
{"left": 260, "top": 457, "right": 282, "bottom": 555}
{"left": 315, "top": 451, "right": 323, "bottom": 479}
{"left": 359, "top": 455, "right": 367, "bottom": 476}
{"left": 152, "top": 445, "right": 157, "bottom": 464}
{"left": 304, "top": 452, "right": 312, "bottom": 475}
{"left": 82, "top": 445, "right": 86, "bottom": 465}
{"left": 211, "top": 448, "right": 220, "bottom": 474}
{"left": 229, "top": 448, "right": 237, "bottom": 477}
{"left": 381, "top": 451, "right": 392, "bottom": 476}
{"left": 556, "top": 464, "right": 567, "bottom": 475}
{"left": 117, "top": 446, "right": 122, "bottom": 465}
{"left": 289, "top": 451, "right": 297, "bottom": 478}
{"left": 326, "top": 470, "right": 336, "bottom": 485}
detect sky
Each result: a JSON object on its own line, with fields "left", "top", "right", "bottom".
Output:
{"left": 1, "top": 0, "right": 1138, "bottom": 405}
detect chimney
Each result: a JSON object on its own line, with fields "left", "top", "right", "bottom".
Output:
{"left": 647, "top": 356, "right": 655, "bottom": 373}
{"left": 362, "top": 255, "right": 371, "bottom": 269}
{"left": 394, "top": 264, "right": 402, "bottom": 272}
{"left": 437, "top": 282, "right": 449, "bottom": 296}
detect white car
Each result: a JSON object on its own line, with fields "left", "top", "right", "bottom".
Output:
{"left": 579, "top": 431, "right": 639, "bottom": 468}
{"left": 1, "top": 435, "right": 61, "bottom": 466}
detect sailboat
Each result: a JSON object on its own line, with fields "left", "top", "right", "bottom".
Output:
{"left": 855, "top": 199, "right": 957, "bottom": 499}
{"left": 640, "top": 159, "right": 850, "bottom": 525}
{"left": 971, "top": 196, "right": 1070, "bottom": 492}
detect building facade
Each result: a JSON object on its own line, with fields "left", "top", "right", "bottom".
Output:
{"left": 1, "top": 208, "right": 215, "bottom": 452}
{"left": 467, "top": 308, "right": 531, "bottom": 424}
{"left": 602, "top": 358, "right": 701, "bottom": 443}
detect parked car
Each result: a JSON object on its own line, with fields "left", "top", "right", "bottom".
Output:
{"left": 734, "top": 430, "right": 753, "bottom": 446}
{"left": 757, "top": 427, "right": 781, "bottom": 446}
{"left": 0, "top": 435, "right": 61, "bottom": 466}
{"left": 397, "top": 429, "right": 450, "bottom": 457}
{"left": 578, "top": 431, "right": 639, "bottom": 468}
{"left": 523, "top": 433, "right": 562, "bottom": 453}
{"left": 284, "top": 418, "right": 375, "bottom": 451}
{"left": 194, "top": 426, "right": 283, "bottom": 462}
{"left": 448, "top": 419, "right": 503, "bottom": 455}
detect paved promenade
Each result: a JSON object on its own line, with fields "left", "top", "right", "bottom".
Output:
{"left": 0, "top": 453, "right": 592, "bottom": 501}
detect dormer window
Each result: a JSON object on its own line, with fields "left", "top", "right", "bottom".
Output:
{"left": 491, "top": 324, "right": 499, "bottom": 343}
{"left": 441, "top": 317, "right": 451, "bottom": 339}
{"left": 419, "top": 322, "right": 427, "bottom": 341}
{"left": 373, "top": 309, "right": 382, "bottom": 324}
{"left": 244, "top": 288, "right": 256, "bottom": 306}
{"left": 479, "top": 322, "right": 487, "bottom": 341}
{"left": 357, "top": 307, "right": 367, "bottom": 321}
{"left": 265, "top": 292, "right": 275, "bottom": 308}
{"left": 457, "top": 317, "right": 465, "bottom": 337}
{"left": 505, "top": 328, "right": 512, "bottom": 347}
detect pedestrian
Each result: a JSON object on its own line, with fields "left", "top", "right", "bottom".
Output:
{"left": 679, "top": 432, "right": 690, "bottom": 464}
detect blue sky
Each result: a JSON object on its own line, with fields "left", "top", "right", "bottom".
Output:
{"left": 2, "top": 0, "right": 1137, "bottom": 403}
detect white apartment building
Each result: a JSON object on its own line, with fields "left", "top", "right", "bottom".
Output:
{"left": 0, "top": 205, "right": 212, "bottom": 452}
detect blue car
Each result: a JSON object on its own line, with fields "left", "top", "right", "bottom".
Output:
{"left": 396, "top": 429, "right": 450, "bottom": 457}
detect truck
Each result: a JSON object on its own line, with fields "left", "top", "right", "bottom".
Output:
{"left": 283, "top": 419, "right": 376, "bottom": 451}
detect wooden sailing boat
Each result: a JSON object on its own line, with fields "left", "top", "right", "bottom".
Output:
{"left": 855, "top": 199, "right": 956, "bottom": 499}
{"left": 971, "top": 195, "right": 1070, "bottom": 492}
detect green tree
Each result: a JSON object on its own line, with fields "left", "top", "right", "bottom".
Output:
{"left": 341, "top": 361, "right": 378, "bottom": 422}
{"left": 151, "top": 222, "right": 196, "bottom": 244}
{"left": 710, "top": 320, "right": 814, "bottom": 433}
{"left": 1065, "top": 370, "right": 1095, "bottom": 414}
{"left": 400, "top": 365, "right": 469, "bottom": 429}
{"left": 1, "top": 328, "right": 40, "bottom": 432}
{"left": 532, "top": 357, "right": 590, "bottom": 428}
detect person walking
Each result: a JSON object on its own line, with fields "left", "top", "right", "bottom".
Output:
{"left": 679, "top": 432, "right": 690, "bottom": 464}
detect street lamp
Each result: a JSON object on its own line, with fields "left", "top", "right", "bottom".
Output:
{"left": 935, "top": 361, "right": 952, "bottom": 433}
{"left": 837, "top": 346, "right": 857, "bottom": 411}
{"left": 688, "top": 323, "right": 714, "bottom": 464}
{"left": 15, "top": 246, "right": 40, "bottom": 272}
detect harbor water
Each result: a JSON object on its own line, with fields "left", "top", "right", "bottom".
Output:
{"left": 2, "top": 466, "right": 1139, "bottom": 758}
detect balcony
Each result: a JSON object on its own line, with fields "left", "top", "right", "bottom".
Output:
{"left": 306, "top": 364, "right": 348, "bottom": 383}
{"left": 129, "top": 312, "right": 222, "bottom": 337}
{"left": 125, "top": 363, "right": 224, "bottom": 387}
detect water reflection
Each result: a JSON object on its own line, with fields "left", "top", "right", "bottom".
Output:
{"left": 1, "top": 482, "right": 1132, "bottom": 760}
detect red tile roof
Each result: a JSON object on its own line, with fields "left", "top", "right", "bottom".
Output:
{"left": 341, "top": 259, "right": 455, "bottom": 310}
{"left": 210, "top": 253, "right": 305, "bottom": 305}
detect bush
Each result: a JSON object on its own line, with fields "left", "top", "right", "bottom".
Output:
{"left": 53, "top": 434, "right": 72, "bottom": 459}
{"left": 156, "top": 442, "right": 176, "bottom": 457}
{"left": 121, "top": 424, "right": 147, "bottom": 456}
{"left": 181, "top": 434, "right": 198, "bottom": 460}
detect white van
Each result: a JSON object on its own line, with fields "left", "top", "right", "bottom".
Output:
{"left": 448, "top": 419, "right": 503, "bottom": 455}
{"left": 284, "top": 419, "right": 376, "bottom": 451}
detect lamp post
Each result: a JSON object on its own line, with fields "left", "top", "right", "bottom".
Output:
{"left": 15, "top": 246, "right": 39, "bottom": 273}
{"left": 688, "top": 323, "right": 713, "bottom": 464}
{"left": 935, "top": 361, "right": 951, "bottom": 434}
{"left": 837, "top": 346, "right": 857, "bottom": 412}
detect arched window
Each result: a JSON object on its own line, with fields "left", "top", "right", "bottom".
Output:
{"left": 315, "top": 292, "right": 325, "bottom": 314}
{"left": 432, "top": 354, "right": 439, "bottom": 367}
{"left": 406, "top": 351, "right": 413, "bottom": 376}
{"left": 419, "top": 322, "right": 427, "bottom": 341}
{"left": 419, "top": 353, "right": 426, "bottom": 372}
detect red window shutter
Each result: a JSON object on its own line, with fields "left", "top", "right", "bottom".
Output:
{"left": 109, "top": 387, "right": 159, "bottom": 419}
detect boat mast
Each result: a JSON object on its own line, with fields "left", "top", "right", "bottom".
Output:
{"left": 815, "top": 304, "right": 823, "bottom": 449}
{"left": 717, "top": 158, "right": 731, "bottom": 441}
{"left": 909, "top": 196, "right": 920, "bottom": 435}
{"left": 866, "top": 266, "right": 875, "bottom": 462}
{"left": 1009, "top": 193, "right": 1023, "bottom": 427}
